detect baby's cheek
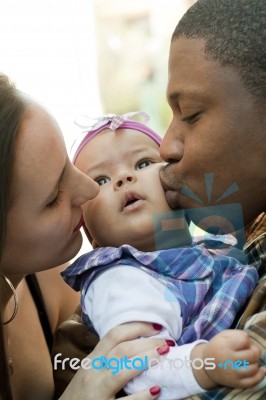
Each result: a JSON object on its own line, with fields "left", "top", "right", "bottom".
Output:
{"left": 82, "top": 203, "right": 96, "bottom": 230}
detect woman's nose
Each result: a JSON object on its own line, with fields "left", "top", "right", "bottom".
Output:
{"left": 114, "top": 170, "right": 137, "bottom": 190}
{"left": 74, "top": 170, "right": 100, "bottom": 206}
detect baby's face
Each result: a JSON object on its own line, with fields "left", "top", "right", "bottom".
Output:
{"left": 75, "top": 128, "right": 172, "bottom": 250}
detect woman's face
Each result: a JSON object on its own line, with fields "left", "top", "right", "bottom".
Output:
{"left": 1, "top": 104, "right": 99, "bottom": 277}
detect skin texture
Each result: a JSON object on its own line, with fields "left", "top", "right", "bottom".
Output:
{"left": 75, "top": 128, "right": 172, "bottom": 251}
{"left": 191, "top": 331, "right": 265, "bottom": 390}
{"left": 1, "top": 104, "right": 99, "bottom": 280}
{"left": 160, "top": 38, "right": 266, "bottom": 227}
{"left": 5, "top": 266, "right": 80, "bottom": 400}
{"left": 0, "top": 102, "right": 98, "bottom": 399}
{"left": 58, "top": 322, "right": 167, "bottom": 400}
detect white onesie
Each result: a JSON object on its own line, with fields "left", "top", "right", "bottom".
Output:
{"left": 85, "top": 265, "right": 206, "bottom": 399}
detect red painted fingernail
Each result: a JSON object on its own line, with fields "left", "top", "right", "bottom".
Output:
{"left": 152, "top": 323, "right": 162, "bottom": 330}
{"left": 157, "top": 344, "right": 170, "bottom": 355}
{"left": 150, "top": 386, "right": 161, "bottom": 396}
{"left": 165, "top": 339, "right": 176, "bottom": 347}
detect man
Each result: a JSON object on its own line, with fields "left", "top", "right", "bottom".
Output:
{"left": 53, "top": 1, "right": 266, "bottom": 398}
{"left": 160, "top": 0, "right": 265, "bottom": 225}
{"left": 160, "top": 0, "right": 266, "bottom": 398}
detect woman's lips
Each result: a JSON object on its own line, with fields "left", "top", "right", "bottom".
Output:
{"left": 73, "top": 216, "right": 84, "bottom": 232}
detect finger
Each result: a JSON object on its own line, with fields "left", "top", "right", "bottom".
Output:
{"left": 237, "top": 367, "right": 266, "bottom": 388}
{"left": 230, "top": 361, "right": 260, "bottom": 380}
{"left": 107, "top": 337, "right": 166, "bottom": 360}
{"left": 227, "top": 364, "right": 262, "bottom": 386}
{"left": 99, "top": 346, "right": 167, "bottom": 396}
{"left": 234, "top": 344, "right": 261, "bottom": 365}
{"left": 90, "top": 322, "right": 163, "bottom": 358}
{"left": 221, "top": 330, "right": 251, "bottom": 351}
{"left": 121, "top": 386, "right": 161, "bottom": 399}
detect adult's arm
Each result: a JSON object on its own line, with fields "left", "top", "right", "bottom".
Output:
{"left": 53, "top": 320, "right": 167, "bottom": 399}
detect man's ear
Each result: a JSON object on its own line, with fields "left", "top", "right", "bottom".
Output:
{"left": 83, "top": 225, "right": 99, "bottom": 248}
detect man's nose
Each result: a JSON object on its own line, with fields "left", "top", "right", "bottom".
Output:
{"left": 160, "top": 123, "right": 184, "bottom": 163}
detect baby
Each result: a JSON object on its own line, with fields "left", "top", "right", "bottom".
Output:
{"left": 62, "top": 113, "right": 264, "bottom": 399}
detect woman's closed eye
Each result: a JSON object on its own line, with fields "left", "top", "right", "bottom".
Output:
{"left": 47, "top": 189, "right": 64, "bottom": 208}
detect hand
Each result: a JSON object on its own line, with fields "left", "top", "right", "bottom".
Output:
{"left": 192, "top": 330, "right": 266, "bottom": 390}
{"left": 58, "top": 322, "right": 167, "bottom": 400}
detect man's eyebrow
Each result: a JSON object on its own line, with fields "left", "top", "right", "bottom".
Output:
{"left": 168, "top": 90, "right": 202, "bottom": 102}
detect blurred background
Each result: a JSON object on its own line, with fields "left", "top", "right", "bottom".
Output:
{"left": 0, "top": 0, "right": 195, "bottom": 151}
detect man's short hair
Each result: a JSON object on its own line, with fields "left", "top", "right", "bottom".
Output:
{"left": 172, "top": 0, "right": 266, "bottom": 104}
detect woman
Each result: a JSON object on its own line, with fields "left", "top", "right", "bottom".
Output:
{"left": 0, "top": 73, "right": 165, "bottom": 400}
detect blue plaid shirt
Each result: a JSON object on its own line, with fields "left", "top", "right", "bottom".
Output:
{"left": 62, "top": 244, "right": 258, "bottom": 344}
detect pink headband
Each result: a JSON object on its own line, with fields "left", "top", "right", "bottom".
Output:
{"left": 72, "top": 111, "right": 162, "bottom": 164}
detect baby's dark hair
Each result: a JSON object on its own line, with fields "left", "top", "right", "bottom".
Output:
{"left": 172, "top": 0, "right": 266, "bottom": 104}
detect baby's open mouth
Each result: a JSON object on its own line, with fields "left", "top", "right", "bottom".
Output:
{"left": 122, "top": 192, "right": 144, "bottom": 211}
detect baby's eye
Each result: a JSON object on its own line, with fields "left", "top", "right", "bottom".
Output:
{"left": 136, "top": 160, "right": 152, "bottom": 170}
{"left": 95, "top": 177, "right": 110, "bottom": 186}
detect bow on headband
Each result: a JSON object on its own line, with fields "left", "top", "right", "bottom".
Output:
{"left": 75, "top": 111, "right": 150, "bottom": 132}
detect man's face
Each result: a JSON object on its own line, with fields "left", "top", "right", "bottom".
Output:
{"left": 160, "top": 37, "right": 266, "bottom": 225}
